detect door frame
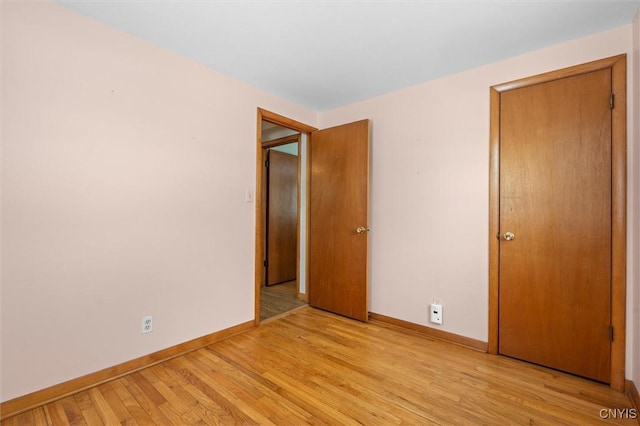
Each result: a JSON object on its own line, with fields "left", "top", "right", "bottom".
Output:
{"left": 255, "top": 108, "right": 317, "bottom": 325}
{"left": 488, "top": 55, "right": 627, "bottom": 391}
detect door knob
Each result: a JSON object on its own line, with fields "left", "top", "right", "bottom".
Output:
{"left": 503, "top": 232, "right": 515, "bottom": 241}
{"left": 356, "top": 227, "right": 370, "bottom": 234}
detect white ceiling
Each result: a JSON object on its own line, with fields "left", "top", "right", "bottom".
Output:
{"left": 55, "top": 0, "right": 640, "bottom": 111}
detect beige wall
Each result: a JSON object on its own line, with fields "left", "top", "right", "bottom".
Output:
{"left": 318, "top": 25, "right": 638, "bottom": 378}
{"left": 1, "top": 1, "right": 315, "bottom": 401}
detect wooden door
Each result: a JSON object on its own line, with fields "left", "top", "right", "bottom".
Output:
{"left": 266, "top": 149, "right": 298, "bottom": 286}
{"left": 309, "top": 120, "right": 370, "bottom": 321}
{"left": 498, "top": 69, "right": 612, "bottom": 382}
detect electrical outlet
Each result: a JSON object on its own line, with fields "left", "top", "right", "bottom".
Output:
{"left": 142, "top": 315, "right": 153, "bottom": 334}
{"left": 430, "top": 303, "right": 443, "bottom": 325}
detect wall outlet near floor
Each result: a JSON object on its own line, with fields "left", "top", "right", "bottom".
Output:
{"left": 142, "top": 315, "right": 153, "bottom": 334}
{"left": 430, "top": 303, "right": 443, "bottom": 325}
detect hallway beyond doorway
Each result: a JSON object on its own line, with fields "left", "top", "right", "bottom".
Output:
{"left": 260, "top": 280, "right": 307, "bottom": 321}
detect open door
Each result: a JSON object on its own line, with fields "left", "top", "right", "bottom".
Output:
{"left": 309, "top": 119, "right": 370, "bottom": 321}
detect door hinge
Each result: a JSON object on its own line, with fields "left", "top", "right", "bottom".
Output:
{"left": 609, "top": 325, "right": 614, "bottom": 342}
{"left": 610, "top": 93, "right": 614, "bottom": 109}
{"left": 263, "top": 260, "right": 268, "bottom": 267}
{"left": 265, "top": 159, "right": 270, "bottom": 167}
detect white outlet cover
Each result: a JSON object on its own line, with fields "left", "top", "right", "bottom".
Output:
{"left": 430, "top": 304, "right": 442, "bottom": 325}
{"left": 142, "top": 315, "right": 153, "bottom": 334}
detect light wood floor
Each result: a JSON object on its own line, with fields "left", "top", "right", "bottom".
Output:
{"left": 260, "top": 280, "right": 307, "bottom": 321}
{"left": 2, "top": 308, "right": 636, "bottom": 425}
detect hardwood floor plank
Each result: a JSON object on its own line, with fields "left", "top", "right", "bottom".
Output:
{"left": 178, "top": 354, "right": 277, "bottom": 425}
{"left": 95, "top": 383, "right": 137, "bottom": 425}
{"left": 207, "top": 344, "right": 336, "bottom": 425}
{"left": 56, "top": 396, "right": 85, "bottom": 426}
{"left": 167, "top": 357, "right": 261, "bottom": 425}
{"left": 41, "top": 401, "right": 71, "bottom": 426}
{"left": 11, "top": 408, "right": 48, "bottom": 426}
{"left": 86, "top": 386, "right": 121, "bottom": 425}
{"left": 109, "top": 378, "right": 153, "bottom": 425}
{"left": 155, "top": 357, "right": 246, "bottom": 425}
{"left": 31, "top": 408, "right": 50, "bottom": 426}
{"left": 2, "top": 308, "right": 637, "bottom": 425}
{"left": 8, "top": 410, "right": 36, "bottom": 426}
{"left": 149, "top": 368, "right": 219, "bottom": 426}
{"left": 139, "top": 369, "right": 207, "bottom": 425}
{"left": 121, "top": 375, "right": 174, "bottom": 425}
{"left": 260, "top": 370, "right": 364, "bottom": 425}
{"left": 73, "top": 391, "right": 104, "bottom": 426}
{"left": 198, "top": 345, "right": 319, "bottom": 425}
{"left": 180, "top": 383, "right": 244, "bottom": 426}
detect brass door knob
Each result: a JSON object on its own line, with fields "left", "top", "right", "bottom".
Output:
{"left": 504, "top": 232, "right": 515, "bottom": 241}
{"left": 356, "top": 227, "right": 370, "bottom": 234}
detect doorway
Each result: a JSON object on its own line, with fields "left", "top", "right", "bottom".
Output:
{"left": 488, "top": 55, "right": 627, "bottom": 390}
{"left": 255, "top": 109, "right": 372, "bottom": 324}
{"left": 256, "top": 111, "right": 317, "bottom": 322}
{"left": 260, "top": 132, "right": 306, "bottom": 321}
